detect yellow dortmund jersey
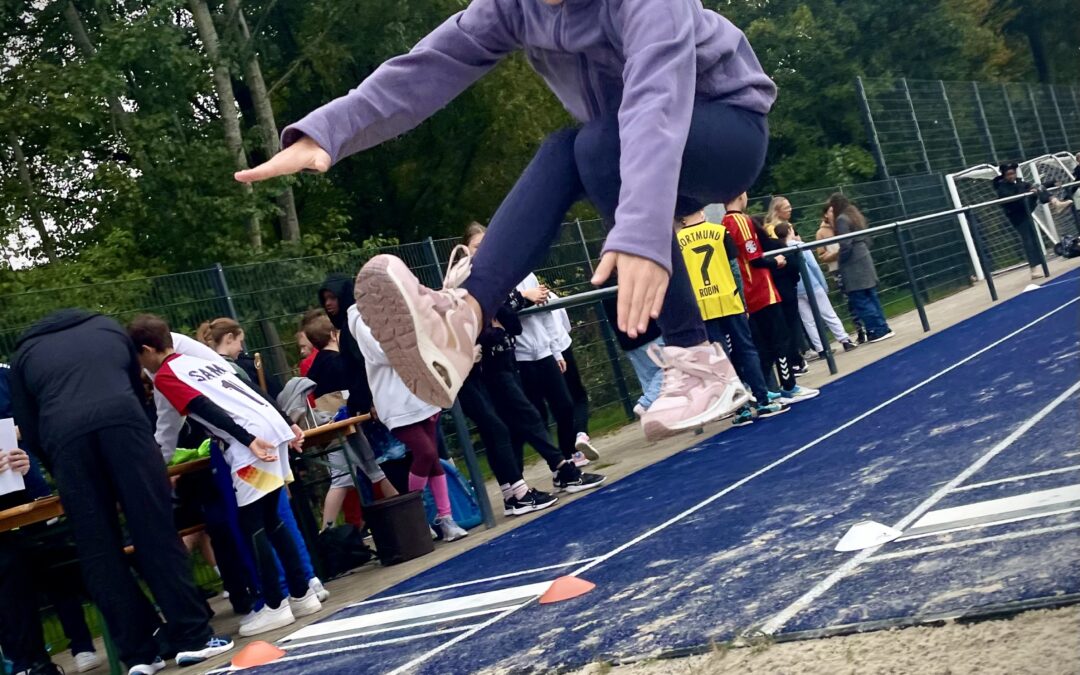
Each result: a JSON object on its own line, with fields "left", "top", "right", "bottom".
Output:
{"left": 677, "top": 221, "right": 745, "bottom": 320}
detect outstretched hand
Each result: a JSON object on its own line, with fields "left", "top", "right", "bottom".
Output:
{"left": 591, "top": 251, "right": 669, "bottom": 339}
{"left": 234, "top": 136, "right": 331, "bottom": 183}
{"left": 249, "top": 438, "right": 279, "bottom": 462}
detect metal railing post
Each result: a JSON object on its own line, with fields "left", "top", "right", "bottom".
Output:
{"left": 894, "top": 224, "right": 931, "bottom": 333}
{"left": 857, "top": 76, "right": 890, "bottom": 178}
{"left": 940, "top": 80, "right": 967, "bottom": 166}
{"left": 212, "top": 262, "right": 239, "bottom": 320}
{"left": 794, "top": 248, "right": 837, "bottom": 375}
{"left": 449, "top": 400, "right": 496, "bottom": 529}
{"left": 967, "top": 212, "right": 999, "bottom": 301}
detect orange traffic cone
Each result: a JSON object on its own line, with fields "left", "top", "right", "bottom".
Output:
{"left": 231, "top": 641, "right": 286, "bottom": 669}
{"left": 539, "top": 576, "right": 595, "bottom": 604}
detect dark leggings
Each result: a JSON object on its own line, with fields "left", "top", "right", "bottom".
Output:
{"left": 237, "top": 489, "right": 309, "bottom": 609}
{"left": 749, "top": 304, "right": 797, "bottom": 392}
{"left": 517, "top": 356, "right": 576, "bottom": 460}
{"left": 458, "top": 372, "right": 524, "bottom": 487}
{"left": 463, "top": 99, "right": 769, "bottom": 349}
{"left": 391, "top": 414, "right": 443, "bottom": 479}
{"left": 481, "top": 353, "right": 566, "bottom": 473}
{"left": 561, "top": 346, "right": 590, "bottom": 435}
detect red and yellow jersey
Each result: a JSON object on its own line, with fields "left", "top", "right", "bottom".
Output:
{"left": 722, "top": 212, "right": 781, "bottom": 314}
{"left": 677, "top": 222, "right": 745, "bottom": 320}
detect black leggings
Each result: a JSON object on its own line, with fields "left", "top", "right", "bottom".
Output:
{"left": 480, "top": 354, "right": 566, "bottom": 473}
{"left": 517, "top": 356, "right": 576, "bottom": 459}
{"left": 237, "top": 488, "right": 309, "bottom": 609}
{"left": 749, "top": 303, "right": 797, "bottom": 392}
{"left": 458, "top": 372, "right": 524, "bottom": 487}
{"left": 561, "top": 346, "right": 590, "bottom": 435}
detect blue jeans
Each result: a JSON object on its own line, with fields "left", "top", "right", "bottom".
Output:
{"left": 463, "top": 100, "right": 769, "bottom": 349}
{"left": 624, "top": 338, "right": 665, "bottom": 409}
{"left": 847, "top": 287, "right": 891, "bottom": 337}
{"left": 705, "top": 315, "right": 770, "bottom": 404}
{"left": 275, "top": 489, "right": 315, "bottom": 594}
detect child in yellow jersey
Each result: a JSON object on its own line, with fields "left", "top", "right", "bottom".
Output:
{"left": 678, "top": 212, "right": 788, "bottom": 426}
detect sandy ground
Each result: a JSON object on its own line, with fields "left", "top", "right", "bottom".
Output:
{"left": 48, "top": 257, "right": 1080, "bottom": 674}
{"left": 573, "top": 606, "right": 1080, "bottom": 675}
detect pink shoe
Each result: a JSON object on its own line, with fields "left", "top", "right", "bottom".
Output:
{"left": 640, "top": 343, "right": 750, "bottom": 441}
{"left": 355, "top": 246, "right": 481, "bottom": 408}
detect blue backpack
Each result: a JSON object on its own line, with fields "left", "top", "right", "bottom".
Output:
{"left": 422, "top": 459, "right": 483, "bottom": 531}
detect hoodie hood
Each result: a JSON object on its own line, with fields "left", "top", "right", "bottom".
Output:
{"left": 318, "top": 273, "right": 356, "bottom": 329}
{"left": 17, "top": 309, "right": 101, "bottom": 348}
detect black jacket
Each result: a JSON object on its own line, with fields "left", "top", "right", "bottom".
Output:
{"left": 11, "top": 310, "right": 151, "bottom": 460}
{"left": 318, "top": 274, "right": 373, "bottom": 413}
{"left": 992, "top": 176, "right": 1038, "bottom": 227}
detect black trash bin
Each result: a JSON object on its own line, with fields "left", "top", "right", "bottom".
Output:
{"left": 365, "top": 491, "right": 434, "bottom": 566}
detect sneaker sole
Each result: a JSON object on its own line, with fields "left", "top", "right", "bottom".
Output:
{"left": 356, "top": 256, "right": 465, "bottom": 409}
{"left": 780, "top": 390, "right": 820, "bottom": 405}
{"left": 868, "top": 332, "right": 895, "bottom": 343}
{"left": 731, "top": 419, "right": 753, "bottom": 427}
{"left": 291, "top": 599, "right": 322, "bottom": 618}
{"left": 574, "top": 440, "right": 600, "bottom": 461}
{"left": 641, "top": 382, "right": 751, "bottom": 441}
{"left": 442, "top": 531, "right": 468, "bottom": 542}
{"left": 756, "top": 406, "right": 790, "bottom": 419}
{"left": 511, "top": 497, "right": 559, "bottom": 515}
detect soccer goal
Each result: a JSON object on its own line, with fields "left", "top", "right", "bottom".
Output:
{"left": 1023, "top": 152, "right": 1080, "bottom": 242}
{"left": 945, "top": 153, "right": 1076, "bottom": 280}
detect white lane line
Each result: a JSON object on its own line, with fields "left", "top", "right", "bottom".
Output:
{"left": 281, "top": 582, "right": 551, "bottom": 643}
{"left": 392, "top": 290, "right": 1080, "bottom": 671}
{"left": 867, "top": 522, "right": 1080, "bottom": 563}
{"left": 204, "top": 627, "right": 475, "bottom": 674}
{"left": 904, "top": 484, "right": 1080, "bottom": 535}
{"left": 282, "top": 611, "right": 505, "bottom": 651}
{"left": 896, "top": 505, "right": 1080, "bottom": 542}
{"left": 951, "top": 465, "right": 1080, "bottom": 492}
{"left": 758, "top": 378, "right": 1080, "bottom": 636}
{"left": 345, "top": 558, "right": 597, "bottom": 609}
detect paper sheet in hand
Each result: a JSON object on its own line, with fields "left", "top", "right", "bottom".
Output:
{"left": 0, "top": 418, "right": 25, "bottom": 496}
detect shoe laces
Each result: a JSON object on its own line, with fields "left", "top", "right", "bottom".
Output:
{"left": 648, "top": 344, "right": 724, "bottom": 394}
{"left": 430, "top": 244, "right": 473, "bottom": 315}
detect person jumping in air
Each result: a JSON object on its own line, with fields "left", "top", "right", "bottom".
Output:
{"left": 237, "top": 0, "right": 775, "bottom": 441}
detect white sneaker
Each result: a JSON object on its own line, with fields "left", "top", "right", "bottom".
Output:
{"left": 633, "top": 403, "right": 647, "bottom": 418}
{"left": 74, "top": 651, "right": 103, "bottom": 673}
{"left": 574, "top": 432, "right": 600, "bottom": 460}
{"left": 780, "top": 385, "right": 820, "bottom": 405}
{"left": 127, "top": 657, "right": 165, "bottom": 675}
{"left": 290, "top": 588, "right": 323, "bottom": 618}
{"left": 435, "top": 516, "right": 469, "bottom": 542}
{"left": 238, "top": 603, "right": 295, "bottom": 637}
{"left": 309, "top": 576, "right": 330, "bottom": 602}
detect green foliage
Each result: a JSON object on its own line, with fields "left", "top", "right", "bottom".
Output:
{"left": 0, "top": 0, "right": 1069, "bottom": 291}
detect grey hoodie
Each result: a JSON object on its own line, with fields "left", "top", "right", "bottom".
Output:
{"left": 283, "top": 0, "right": 776, "bottom": 274}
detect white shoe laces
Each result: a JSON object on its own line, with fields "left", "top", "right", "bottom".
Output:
{"left": 648, "top": 344, "right": 731, "bottom": 395}
{"left": 429, "top": 244, "right": 472, "bottom": 316}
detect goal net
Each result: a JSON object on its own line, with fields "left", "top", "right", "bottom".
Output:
{"left": 1023, "top": 152, "right": 1080, "bottom": 241}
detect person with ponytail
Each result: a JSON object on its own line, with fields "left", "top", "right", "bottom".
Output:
{"left": 826, "top": 194, "right": 894, "bottom": 343}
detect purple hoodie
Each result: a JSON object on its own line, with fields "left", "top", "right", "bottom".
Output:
{"left": 283, "top": 0, "right": 777, "bottom": 273}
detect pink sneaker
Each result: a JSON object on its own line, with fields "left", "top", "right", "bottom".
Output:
{"left": 640, "top": 343, "right": 750, "bottom": 441}
{"left": 355, "top": 246, "right": 481, "bottom": 408}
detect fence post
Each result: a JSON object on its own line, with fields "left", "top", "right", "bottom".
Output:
{"left": 1027, "top": 84, "right": 1050, "bottom": 154}
{"left": 972, "top": 82, "right": 998, "bottom": 161}
{"left": 449, "top": 401, "right": 496, "bottom": 529}
{"left": 795, "top": 248, "right": 837, "bottom": 375}
{"left": 894, "top": 224, "right": 931, "bottom": 333}
{"left": 856, "top": 76, "right": 890, "bottom": 178}
{"left": 425, "top": 236, "right": 444, "bottom": 279}
{"left": 1002, "top": 84, "right": 1025, "bottom": 158}
{"left": 1048, "top": 86, "right": 1071, "bottom": 149}
{"left": 967, "top": 211, "right": 999, "bottom": 302}
{"left": 212, "top": 262, "right": 239, "bottom": 320}
{"left": 901, "top": 78, "right": 932, "bottom": 173}
{"left": 940, "top": 80, "right": 967, "bottom": 166}
{"left": 891, "top": 178, "right": 929, "bottom": 304}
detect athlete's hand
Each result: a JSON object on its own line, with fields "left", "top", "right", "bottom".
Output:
{"left": 522, "top": 286, "right": 550, "bottom": 305}
{"left": 591, "top": 251, "right": 669, "bottom": 339}
{"left": 249, "top": 438, "right": 278, "bottom": 462}
{"left": 234, "top": 136, "right": 331, "bottom": 183}
{"left": 775, "top": 254, "right": 787, "bottom": 268}
{"left": 289, "top": 424, "right": 305, "bottom": 452}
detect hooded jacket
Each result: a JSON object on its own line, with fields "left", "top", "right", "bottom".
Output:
{"left": 992, "top": 176, "right": 1038, "bottom": 227}
{"left": 318, "top": 274, "right": 374, "bottom": 413}
{"left": 283, "top": 0, "right": 776, "bottom": 276}
{"left": 11, "top": 310, "right": 151, "bottom": 459}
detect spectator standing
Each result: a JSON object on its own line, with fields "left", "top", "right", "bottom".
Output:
{"left": 992, "top": 162, "right": 1048, "bottom": 279}
{"left": 827, "top": 194, "right": 894, "bottom": 343}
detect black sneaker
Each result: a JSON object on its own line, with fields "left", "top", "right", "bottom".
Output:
{"left": 731, "top": 405, "right": 754, "bottom": 427}
{"left": 506, "top": 489, "right": 559, "bottom": 515}
{"left": 553, "top": 463, "right": 607, "bottom": 493}
{"left": 25, "top": 662, "right": 64, "bottom": 675}
{"left": 755, "top": 402, "right": 790, "bottom": 418}
{"left": 175, "top": 635, "right": 233, "bottom": 667}
{"left": 842, "top": 341, "right": 858, "bottom": 352}
{"left": 792, "top": 364, "right": 809, "bottom": 377}
{"left": 868, "top": 330, "right": 895, "bottom": 343}
{"left": 856, "top": 328, "right": 868, "bottom": 344}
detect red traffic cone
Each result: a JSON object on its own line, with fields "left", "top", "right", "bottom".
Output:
{"left": 539, "top": 576, "right": 596, "bottom": 604}
{"left": 231, "top": 641, "right": 286, "bottom": 669}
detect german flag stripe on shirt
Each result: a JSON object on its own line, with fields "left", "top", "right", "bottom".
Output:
{"left": 722, "top": 212, "right": 781, "bottom": 314}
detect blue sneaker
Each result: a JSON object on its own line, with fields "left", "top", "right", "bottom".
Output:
{"left": 767, "top": 391, "right": 782, "bottom": 402}
{"left": 128, "top": 657, "right": 166, "bottom": 675}
{"left": 755, "top": 401, "right": 790, "bottom": 418}
{"left": 732, "top": 407, "right": 754, "bottom": 427}
{"left": 780, "top": 386, "right": 820, "bottom": 405}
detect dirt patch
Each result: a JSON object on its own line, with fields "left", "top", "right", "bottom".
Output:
{"left": 573, "top": 606, "right": 1080, "bottom": 675}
